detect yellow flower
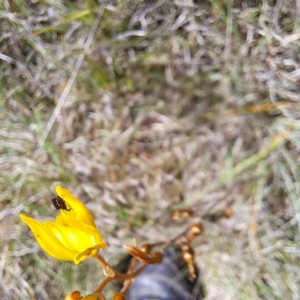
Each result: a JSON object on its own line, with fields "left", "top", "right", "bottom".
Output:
{"left": 20, "top": 186, "right": 107, "bottom": 264}
{"left": 65, "top": 291, "right": 81, "bottom": 300}
{"left": 65, "top": 291, "right": 105, "bottom": 300}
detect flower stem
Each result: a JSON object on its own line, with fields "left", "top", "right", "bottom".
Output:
{"left": 94, "top": 253, "right": 148, "bottom": 294}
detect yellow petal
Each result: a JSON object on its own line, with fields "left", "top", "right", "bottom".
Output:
{"left": 45, "top": 223, "right": 78, "bottom": 253}
{"left": 49, "top": 222, "right": 105, "bottom": 253}
{"left": 20, "top": 214, "right": 74, "bottom": 261}
{"left": 55, "top": 186, "right": 96, "bottom": 227}
{"left": 56, "top": 216, "right": 103, "bottom": 240}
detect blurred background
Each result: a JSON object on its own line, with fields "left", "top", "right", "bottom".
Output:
{"left": 1, "top": 0, "right": 300, "bottom": 299}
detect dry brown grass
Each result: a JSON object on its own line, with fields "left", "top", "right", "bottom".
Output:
{"left": 1, "top": 0, "right": 300, "bottom": 299}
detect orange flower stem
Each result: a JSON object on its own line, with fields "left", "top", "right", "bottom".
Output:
{"left": 95, "top": 253, "right": 115, "bottom": 277}
{"left": 119, "top": 253, "right": 152, "bottom": 294}
{"left": 94, "top": 265, "right": 148, "bottom": 293}
{"left": 114, "top": 264, "right": 148, "bottom": 280}
{"left": 94, "top": 276, "right": 111, "bottom": 294}
{"left": 120, "top": 279, "right": 133, "bottom": 294}
{"left": 94, "top": 253, "right": 148, "bottom": 294}
{"left": 126, "top": 257, "right": 138, "bottom": 274}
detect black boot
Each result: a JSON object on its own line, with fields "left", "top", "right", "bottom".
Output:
{"left": 126, "top": 247, "right": 205, "bottom": 300}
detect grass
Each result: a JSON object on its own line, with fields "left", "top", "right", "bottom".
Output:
{"left": 1, "top": 0, "right": 300, "bottom": 299}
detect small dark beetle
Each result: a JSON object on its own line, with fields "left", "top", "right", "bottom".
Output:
{"left": 51, "top": 196, "right": 70, "bottom": 211}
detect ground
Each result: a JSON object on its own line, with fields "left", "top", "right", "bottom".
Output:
{"left": 0, "top": 0, "right": 300, "bottom": 299}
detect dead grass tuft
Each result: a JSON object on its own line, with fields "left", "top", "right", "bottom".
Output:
{"left": 0, "top": 0, "right": 300, "bottom": 299}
